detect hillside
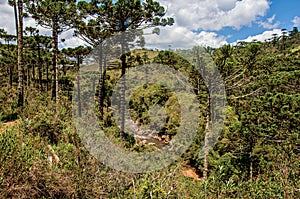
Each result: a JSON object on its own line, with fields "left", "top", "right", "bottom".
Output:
{"left": 1, "top": 29, "right": 300, "bottom": 198}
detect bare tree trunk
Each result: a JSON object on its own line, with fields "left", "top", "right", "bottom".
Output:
{"left": 32, "top": 60, "right": 35, "bottom": 88}
{"left": 102, "top": 53, "right": 107, "bottom": 109}
{"left": 46, "top": 62, "right": 49, "bottom": 92}
{"left": 37, "top": 35, "right": 43, "bottom": 92}
{"left": 77, "top": 73, "right": 82, "bottom": 118}
{"left": 13, "top": 0, "right": 18, "bottom": 36}
{"left": 12, "top": 0, "right": 18, "bottom": 91}
{"left": 26, "top": 66, "right": 30, "bottom": 88}
{"left": 17, "top": 0, "right": 24, "bottom": 107}
{"left": 9, "top": 64, "right": 13, "bottom": 89}
{"left": 7, "top": 42, "right": 13, "bottom": 90}
{"left": 250, "top": 156, "right": 253, "bottom": 179}
{"left": 52, "top": 19, "right": 59, "bottom": 107}
{"left": 77, "top": 55, "right": 82, "bottom": 117}
{"left": 203, "top": 95, "right": 211, "bottom": 181}
{"left": 97, "top": 44, "right": 104, "bottom": 119}
{"left": 120, "top": 35, "right": 127, "bottom": 138}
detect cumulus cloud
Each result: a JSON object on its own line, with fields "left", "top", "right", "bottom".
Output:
{"left": 0, "top": 1, "right": 16, "bottom": 34}
{"left": 0, "top": 0, "right": 273, "bottom": 49}
{"left": 144, "top": 25, "right": 228, "bottom": 49}
{"left": 216, "top": 0, "right": 237, "bottom": 11}
{"left": 0, "top": 1, "right": 82, "bottom": 48}
{"left": 292, "top": 16, "right": 300, "bottom": 27}
{"left": 0, "top": 1, "right": 51, "bottom": 35}
{"left": 235, "top": 29, "right": 282, "bottom": 43}
{"left": 143, "top": 0, "right": 270, "bottom": 48}
{"left": 157, "top": 0, "right": 270, "bottom": 31}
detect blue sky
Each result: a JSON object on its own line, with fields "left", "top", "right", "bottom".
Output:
{"left": 0, "top": 0, "right": 299, "bottom": 48}
{"left": 217, "top": 0, "right": 300, "bottom": 42}
{"left": 146, "top": 0, "right": 300, "bottom": 48}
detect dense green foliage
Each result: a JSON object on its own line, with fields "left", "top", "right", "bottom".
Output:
{"left": 0, "top": 1, "right": 300, "bottom": 198}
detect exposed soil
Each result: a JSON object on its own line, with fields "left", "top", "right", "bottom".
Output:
{"left": 2, "top": 120, "right": 18, "bottom": 127}
{"left": 180, "top": 166, "right": 201, "bottom": 181}
{"left": 0, "top": 120, "right": 18, "bottom": 134}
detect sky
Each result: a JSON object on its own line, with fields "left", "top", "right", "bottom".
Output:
{"left": 0, "top": 0, "right": 299, "bottom": 49}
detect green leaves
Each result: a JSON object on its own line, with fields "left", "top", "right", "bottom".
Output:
{"left": 74, "top": 0, "right": 174, "bottom": 47}
{"left": 24, "top": 0, "right": 77, "bottom": 31}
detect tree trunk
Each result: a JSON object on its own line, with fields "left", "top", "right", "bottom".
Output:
{"left": 77, "top": 73, "right": 82, "bottom": 118}
{"left": 37, "top": 35, "right": 43, "bottom": 92}
{"left": 120, "top": 33, "right": 127, "bottom": 138}
{"left": 32, "top": 59, "right": 35, "bottom": 87}
{"left": 98, "top": 44, "right": 104, "bottom": 119}
{"left": 249, "top": 155, "right": 253, "bottom": 179}
{"left": 102, "top": 53, "right": 107, "bottom": 110}
{"left": 52, "top": 19, "right": 59, "bottom": 106}
{"left": 12, "top": 0, "right": 18, "bottom": 91}
{"left": 8, "top": 42, "right": 13, "bottom": 90}
{"left": 13, "top": 0, "right": 18, "bottom": 36}
{"left": 9, "top": 64, "right": 13, "bottom": 89}
{"left": 17, "top": 0, "right": 24, "bottom": 107}
{"left": 26, "top": 66, "right": 30, "bottom": 88}
{"left": 77, "top": 55, "right": 82, "bottom": 117}
{"left": 46, "top": 62, "right": 49, "bottom": 92}
{"left": 203, "top": 95, "right": 211, "bottom": 181}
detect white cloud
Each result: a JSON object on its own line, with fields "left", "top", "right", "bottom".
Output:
{"left": 0, "top": 0, "right": 274, "bottom": 49}
{"left": 0, "top": 1, "right": 84, "bottom": 48}
{"left": 292, "top": 16, "right": 300, "bottom": 27}
{"left": 143, "top": 0, "right": 270, "bottom": 49}
{"left": 157, "top": 0, "right": 270, "bottom": 31}
{"left": 234, "top": 29, "right": 282, "bottom": 43}
{"left": 0, "top": 1, "right": 16, "bottom": 34}
{"left": 196, "top": 31, "right": 228, "bottom": 47}
{"left": 257, "top": 14, "right": 280, "bottom": 29}
{"left": 216, "top": 0, "right": 237, "bottom": 11}
{"left": 60, "top": 29, "right": 88, "bottom": 48}
{"left": 145, "top": 25, "right": 228, "bottom": 49}
{"left": 267, "top": 14, "right": 275, "bottom": 23}
{"left": 0, "top": 1, "right": 51, "bottom": 35}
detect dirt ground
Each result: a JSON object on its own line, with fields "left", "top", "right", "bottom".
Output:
{"left": 180, "top": 166, "right": 201, "bottom": 181}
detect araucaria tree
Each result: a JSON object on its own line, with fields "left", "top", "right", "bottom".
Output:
{"left": 108, "top": 0, "right": 174, "bottom": 137}
{"left": 17, "top": 0, "right": 24, "bottom": 107}
{"left": 75, "top": 0, "right": 174, "bottom": 137}
{"left": 5, "top": 0, "right": 25, "bottom": 107}
{"left": 24, "top": 0, "right": 77, "bottom": 105}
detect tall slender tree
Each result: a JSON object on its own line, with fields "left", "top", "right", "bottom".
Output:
{"left": 0, "top": 29, "right": 16, "bottom": 90}
{"left": 24, "top": 0, "right": 77, "bottom": 106}
{"left": 62, "top": 46, "right": 91, "bottom": 116}
{"left": 106, "top": 0, "right": 174, "bottom": 137}
{"left": 7, "top": 0, "right": 24, "bottom": 106}
{"left": 17, "top": 0, "right": 24, "bottom": 107}
{"left": 74, "top": 1, "right": 110, "bottom": 119}
{"left": 75, "top": 0, "right": 174, "bottom": 137}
